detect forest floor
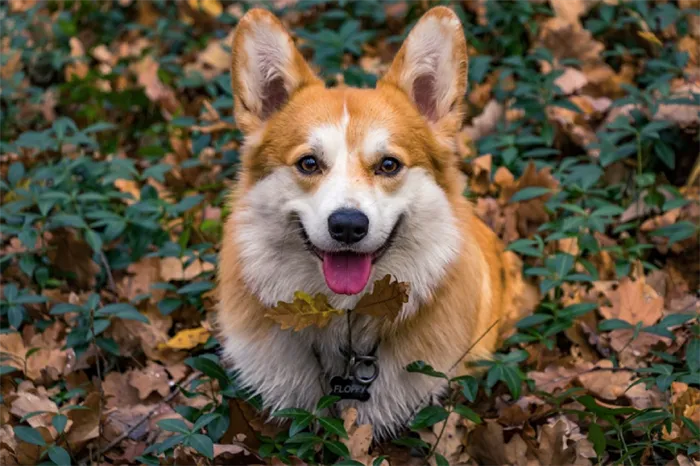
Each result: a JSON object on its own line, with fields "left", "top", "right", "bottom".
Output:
{"left": 1, "top": 1, "right": 699, "bottom": 465}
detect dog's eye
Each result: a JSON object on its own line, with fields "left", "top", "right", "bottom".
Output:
{"left": 376, "top": 157, "right": 402, "bottom": 176}
{"left": 296, "top": 155, "right": 320, "bottom": 175}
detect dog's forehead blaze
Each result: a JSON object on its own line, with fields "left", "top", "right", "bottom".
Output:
{"left": 250, "top": 86, "right": 445, "bottom": 191}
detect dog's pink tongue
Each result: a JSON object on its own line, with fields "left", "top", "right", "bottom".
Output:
{"left": 322, "top": 252, "right": 372, "bottom": 295}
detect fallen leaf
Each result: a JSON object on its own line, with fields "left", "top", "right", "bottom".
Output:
{"left": 66, "top": 392, "right": 101, "bottom": 450}
{"left": 159, "top": 257, "right": 214, "bottom": 282}
{"left": 104, "top": 371, "right": 142, "bottom": 408}
{"left": 157, "top": 326, "right": 210, "bottom": 351}
{"left": 353, "top": 275, "right": 410, "bottom": 322}
{"left": 341, "top": 407, "right": 385, "bottom": 466}
{"left": 577, "top": 360, "right": 633, "bottom": 401}
{"left": 46, "top": 228, "right": 100, "bottom": 289}
{"left": 9, "top": 390, "right": 58, "bottom": 429}
{"left": 65, "top": 38, "right": 88, "bottom": 81}
{"left": 600, "top": 276, "right": 664, "bottom": 327}
{"left": 128, "top": 361, "right": 171, "bottom": 399}
{"left": 187, "top": 0, "right": 222, "bottom": 17}
{"left": 265, "top": 292, "right": 344, "bottom": 331}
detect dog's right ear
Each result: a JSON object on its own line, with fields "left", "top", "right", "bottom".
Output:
{"left": 231, "top": 9, "right": 321, "bottom": 134}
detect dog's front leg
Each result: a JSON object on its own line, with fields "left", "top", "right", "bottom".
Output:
{"left": 220, "top": 329, "right": 325, "bottom": 414}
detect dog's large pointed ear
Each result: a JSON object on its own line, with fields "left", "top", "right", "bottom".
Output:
{"left": 231, "top": 9, "right": 322, "bottom": 134}
{"left": 379, "top": 7, "right": 467, "bottom": 137}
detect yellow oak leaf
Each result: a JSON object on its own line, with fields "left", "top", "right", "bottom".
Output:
{"left": 157, "top": 327, "right": 210, "bottom": 350}
{"left": 353, "top": 275, "right": 410, "bottom": 322}
{"left": 265, "top": 291, "right": 343, "bottom": 331}
{"left": 187, "top": 0, "right": 222, "bottom": 17}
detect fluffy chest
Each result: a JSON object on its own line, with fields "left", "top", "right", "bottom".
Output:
{"left": 310, "top": 314, "right": 446, "bottom": 437}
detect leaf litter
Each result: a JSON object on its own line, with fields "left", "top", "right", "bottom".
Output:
{"left": 1, "top": 0, "right": 699, "bottom": 465}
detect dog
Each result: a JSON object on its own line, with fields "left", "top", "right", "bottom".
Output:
{"left": 216, "top": 6, "right": 522, "bottom": 438}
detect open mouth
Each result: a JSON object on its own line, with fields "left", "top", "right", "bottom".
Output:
{"left": 297, "top": 215, "right": 403, "bottom": 295}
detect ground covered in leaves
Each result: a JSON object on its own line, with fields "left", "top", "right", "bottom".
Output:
{"left": 1, "top": 0, "right": 699, "bottom": 465}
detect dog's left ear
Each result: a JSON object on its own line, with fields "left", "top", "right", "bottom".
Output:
{"left": 379, "top": 7, "right": 467, "bottom": 137}
{"left": 231, "top": 9, "right": 322, "bottom": 134}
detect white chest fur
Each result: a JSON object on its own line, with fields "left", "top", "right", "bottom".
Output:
{"left": 219, "top": 312, "right": 447, "bottom": 438}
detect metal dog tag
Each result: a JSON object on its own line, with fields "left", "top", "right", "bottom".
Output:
{"left": 329, "top": 376, "right": 371, "bottom": 401}
{"left": 329, "top": 353, "right": 379, "bottom": 402}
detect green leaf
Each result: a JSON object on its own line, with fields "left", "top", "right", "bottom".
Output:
{"left": 289, "top": 413, "right": 314, "bottom": 437}
{"left": 0, "top": 366, "right": 17, "bottom": 376}
{"left": 406, "top": 361, "right": 447, "bottom": 379}
{"left": 98, "top": 303, "right": 138, "bottom": 315}
{"left": 454, "top": 404, "right": 482, "bottom": 424}
{"left": 316, "top": 395, "right": 341, "bottom": 411}
{"left": 319, "top": 417, "right": 348, "bottom": 439}
{"left": 510, "top": 186, "right": 551, "bottom": 203}
{"left": 654, "top": 140, "right": 675, "bottom": 169}
{"left": 188, "top": 433, "right": 214, "bottom": 459}
{"left": 48, "top": 445, "right": 71, "bottom": 466}
{"left": 588, "top": 423, "right": 606, "bottom": 456}
{"left": 410, "top": 405, "right": 448, "bottom": 430}
{"left": 324, "top": 439, "right": 350, "bottom": 458}
{"left": 192, "top": 412, "right": 220, "bottom": 432}
{"left": 686, "top": 337, "right": 700, "bottom": 374}
{"left": 373, "top": 456, "right": 389, "bottom": 466}
{"left": 456, "top": 376, "right": 479, "bottom": 403}
{"left": 650, "top": 221, "right": 697, "bottom": 245}
{"left": 177, "top": 281, "right": 214, "bottom": 295}
{"left": 501, "top": 366, "right": 522, "bottom": 399}
{"left": 599, "top": 319, "right": 634, "bottom": 331}
{"left": 435, "top": 453, "right": 450, "bottom": 466}
{"left": 185, "top": 356, "right": 230, "bottom": 388}
{"left": 14, "top": 426, "right": 46, "bottom": 446}
{"left": 157, "top": 418, "right": 190, "bottom": 434}
{"left": 392, "top": 436, "right": 430, "bottom": 449}
{"left": 52, "top": 414, "right": 68, "bottom": 434}
{"left": 516, "top": 313, "right": 553, "bottom": 329}
{"left": 113, "top": 309, "right": 149, "bottom": 323}
{"left": 272, "top": 408, "right": 314, "bottom": 419}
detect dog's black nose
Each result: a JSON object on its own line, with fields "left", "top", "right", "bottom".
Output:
{"left": 328, "top": 208, "right": 369, "bottom": 244}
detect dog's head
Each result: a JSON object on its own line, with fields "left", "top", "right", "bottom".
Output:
{"left": 229, "top": 7, "right": 469, "bottom": 312}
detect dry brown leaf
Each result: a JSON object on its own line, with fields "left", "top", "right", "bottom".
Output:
{"left": 549, "top": 0, "right": 590, "bottom": 25}
{"left": 114, "top": 178, "right": 140, "bottom": 205}
{"left": 599, "top": 276, "right": 664, "bottom": 327}
{"left": 554, "top": 67, "right": 588, "bottom": 95}
{"left": 353, "top": 275, "right": 410, "bottom": 322}
{"left": 132, "top": 56, "right": 180, "bottom": 117}
{"left": 159, "top": 256, "right": 214, "bottom": 282}
{"left": 265, "top": 292, "right": 344, "bottom": 331}
{"left": 65, "top": 37, "right": 88, "bottom": 81}
{"left": 496, "top": 162, "right": 559, "bottom": 242}
{"left": 157, "top": 326, "right": 211, "bottom": 351}
{"left": 9, "top": 390, "right": 58, "bottom": 429}
{"left": 467, "top": 420, "right": 509, "bottom": 465}
{"left": 530, "top": 363, "right": 581, "bottom": 392}
{"left": 46, "top": 228, "right": 100, "bottom": 289}
{"left": 341, "top": 407, "right": 386, "bottom": 466}
{"left": 419, "top": 411, "right": 466, "bottom": 466}
{"left": 128, "top": 361, "right": 171, "bottom": 399}
{"left": 104, "top": 371, "right": 142, "bottom": 409}
{"left": 469, "top": 155, "right": 492, "bottom": 195}
{"left": 577, "top": 360, "right": 633, "bottom": 401}
{"left": 0, "top": 424, "right": 17, "bottom": 466}
{"left": 463, "top": 100, "right": 503, "bottom": 142}
{"left": 66, "top": 392, "right": 101, "bottom": 450}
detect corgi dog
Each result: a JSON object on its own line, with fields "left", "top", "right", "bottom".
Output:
{"left": 217, "top": 6, "right": 520, "bottom": 437}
